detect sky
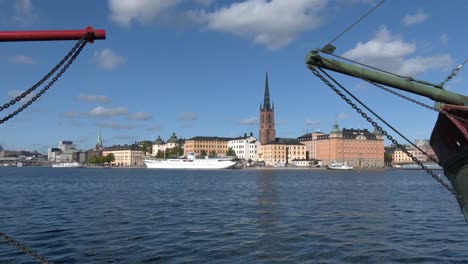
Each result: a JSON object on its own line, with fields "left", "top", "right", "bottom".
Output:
{"left": 0, "top": 0, "right": 466, "bottom": 153}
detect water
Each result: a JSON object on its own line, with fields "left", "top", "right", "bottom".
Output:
{"left": 0, "top": 167, "right": 467, "bottom": 264}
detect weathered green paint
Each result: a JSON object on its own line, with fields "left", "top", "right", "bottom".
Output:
{"left": 305, "top": 51, "right": 468, "bottom": 106}
{"left": 446, "top": 161, "right": 468, "bottom": 222}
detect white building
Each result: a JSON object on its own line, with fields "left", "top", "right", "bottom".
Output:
{"left": 151, "top": 133, "right": 181, "bottom": 156}
{"left": 228, "top": 133, "right": 260, "bottom": 161}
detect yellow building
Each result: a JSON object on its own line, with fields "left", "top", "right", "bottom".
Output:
{"left": 103, "top": 144, "right": 145, "bottom": 167}
{"left": 184, "top": 136, "right": 232, "bottom": 157}
{"left": 260, "top": 138, "right": 306, "bottom": 166}
{"left": 393, "top": 149, "right": 419, "bottom": 163}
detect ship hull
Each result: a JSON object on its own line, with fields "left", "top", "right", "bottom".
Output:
{"left": 144, "top": 158, "right": 237, "bottom": 169}
{"left": 430, "top": 104, "right": 468, "bottom": 221}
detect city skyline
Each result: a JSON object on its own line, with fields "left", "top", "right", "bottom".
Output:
{"left": 0, "top": 0, "right": 466, "bottom": 153}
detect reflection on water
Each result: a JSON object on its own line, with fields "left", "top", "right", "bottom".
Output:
{"left": 0, "top": 167, "right": 467, "bottom": 263}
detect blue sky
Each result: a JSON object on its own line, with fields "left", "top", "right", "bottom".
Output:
{"left": 0, "top": 0, "right": 466, "bottom": 152}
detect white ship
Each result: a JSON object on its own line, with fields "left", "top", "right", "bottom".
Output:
{"left": 52, "top": 162, "right": 82, "bottom": 168}
{"left": 327, "top": 161, "right": 353, "bottom": 170}
{"left": 144, "top": 153, "right": 237, "bottom": 169}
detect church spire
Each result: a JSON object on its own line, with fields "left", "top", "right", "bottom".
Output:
{"left": 263, "top": 72, "right": 271, "bottom": 111}
{"left": 97, "top": 129, "right": 102, "bottom": 146}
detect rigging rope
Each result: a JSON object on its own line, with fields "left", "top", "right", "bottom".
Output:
{"left": 318, "top": 68, "right": 440, "bottom": 164}
{"left": 311, "top": 67, "right": 459, "bottom": 199}
{"left": 326, "top": 0, "right": 385, "bottom": 46}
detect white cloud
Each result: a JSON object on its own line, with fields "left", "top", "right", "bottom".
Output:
{"left": 130, "top": 112, "right": 152, "bottom": 120}
{"left": 147, "top": 125, "right": 161, "bottom": 131}
{"left": 13, "top": 0, "right": 36, "bottom": 24}
{"left": 78, "top": 94, "right": 111, "bottom": 103}
{"left": 63, "top": 112, "right": 80, "bottom": 119}
{"left": 402, "top": 9, "right": 428, "bottom": 26}
{"left": 342, "top": 26, "right": 453, "bottom": 76}
{"left": 93, "top": 49, "right": 126, "bottom": 70}
{"left": 108, "top": 0, "right": 179, "bottom": 27}
{"left": 336, "top": 113, "right": 347, "bottom": 120}
{"left": 96, "top": 121, "right": 133, "bottom": 130}
{"left": 178, "top": 112, "right": 198, "bottom": 121}
{"left": 305, "top": 119, "right": 320, "bottom": 126}
{"left": 198, "top": 0, "right": 327, "bottom": 49}
{"left": 239, "top": 117, "right": 259, "bottom": 125}
{"left": 7, "top": 89, "right": 34, "bottom": 102}
{"left": 10, "top": 54, "right": 35, "bottom": 64}
{"left": 88, "top": 106, "right": 128, "bottom": 117}
{"left": 440, "top": 33, "right": 448, "bottom": 46}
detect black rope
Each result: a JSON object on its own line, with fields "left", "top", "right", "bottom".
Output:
{"left": 327, "top": 0, "right": 385, "bottom": 46}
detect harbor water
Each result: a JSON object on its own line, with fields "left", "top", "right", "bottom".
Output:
{"left": 1, "top": 167, "right": 467, "bottom": 263}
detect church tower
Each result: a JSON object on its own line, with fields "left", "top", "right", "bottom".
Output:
{"left": 259, "top": 72, "right": 276, "bottom": 145}
{"left": 95, "top": 129, "right": 103, "bottom": 150}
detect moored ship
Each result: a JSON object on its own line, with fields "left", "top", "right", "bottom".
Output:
{"left": 144, "top": 153, "right": 237, "bottom": 169}
{"left": 52, "top": 162, "right": 82, "bottom": 168}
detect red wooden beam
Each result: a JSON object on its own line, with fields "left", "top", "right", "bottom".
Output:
{"left": 0, "top": 26, "right": 105, "bottom": 43}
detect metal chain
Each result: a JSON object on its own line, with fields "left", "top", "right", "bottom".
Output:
{"left": 361, "top": 77, "right": 468, "bottom": 124}
{"left": 0, "top": 33, "right": 91, "bottom": 264}
{"left": 0, "top": 35, "right": 87, "bottom": 113}
{"left": 0, "top": 231, "right": 52, "bottom": 264}
{"left": 0, "top": 34, "right": 88, "bottom": 124}
{"left": 311, "top": 67, "right": 459, "bottom": 198}
{"left": 319, "top": 67, "right": 440, "bottom": 164}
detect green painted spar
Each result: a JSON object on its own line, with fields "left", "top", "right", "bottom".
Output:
{"left": 305, "top": 50, "right": 468, "bottom": 106}
{"left": 306, "top": 49, "right": 468, "bottom": 222}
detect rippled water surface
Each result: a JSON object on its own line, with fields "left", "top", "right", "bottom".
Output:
{"left": 1, "top": 167, "right": 467, "bottom": 263}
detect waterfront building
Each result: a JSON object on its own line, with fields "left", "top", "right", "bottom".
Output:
{"left": 48, "top": 141, "right": 78, "bottom": 162}
{"left": 151, "top": 132, "right": 182, "bottom": 157}
{"left": 184, "top": 136, "right": 232, "bottom": 157}
{"left": 390, "top": 139, "right": 436, "bottom": 164}
{"left": 313, "top": 122, "right": 385, "bottom": 168}
{"left": 103, "top": 144, "right": 145, "bottom": 167}
{"left": 259, "top": 73, "right": 276, "bottom": 145}
{"left": 260, "top": 138, "right": 306, "bottom": 166}
{"left": 227, "top": 132, "right": 260, "bottom": 161}
{"left": 393, "top": 149, "right": 419, "bottom": 163}
{"left": 297, "top": 131, "right": 326, "bottom": 160}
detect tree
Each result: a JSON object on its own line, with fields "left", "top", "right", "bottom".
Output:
{"left": 226, "top": 147, "right": 236, "bottom": 158}
{"left": 141, "top": 141, "right": 152, "bottom": 156}
{"left": 209, "top": 150, "right": 217, "bottom": 158}
{"left": 384, "top": 153, "right": 393, "bottom": 166}
{"left": 200, "top": 149, "right": 207, "bottom": 157}
{"left": 105, "top": 153, "right": 115, "bottom": 163}
{"left": 156, "top": 150, "right": 164, "bottom": 158}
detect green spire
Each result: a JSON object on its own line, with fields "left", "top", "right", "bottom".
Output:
{"left": 331, "top": 120, "right": 341, "bottom": 133}
{"left": 97, "top": 129, "right": 102, "bottom": 146}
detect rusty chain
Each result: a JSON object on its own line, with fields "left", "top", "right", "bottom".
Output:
{"left": 0, "top": 33, "right": 89, "bottom": 124}
{"left": 311, "top": 67, "right": 459, "bottom": 198}
{"left": 0, "top": 231, "right": 52, "bottom": 264}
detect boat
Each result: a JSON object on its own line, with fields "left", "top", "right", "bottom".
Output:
{"left": 327, "top": 162, "right": 353, "bottom": 170}
{"left": 144, "top": 153, "right": 237, "bottom": 169}
{"left": 400, "top": 163, "right": 443, "bottom": 170}
{"left": 305, "top": 40, "right": 467, "bottom": 220}
{"left": 51, "top": 162, "right": 82, "bottom": 168}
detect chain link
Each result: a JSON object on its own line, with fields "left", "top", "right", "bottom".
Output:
{"left": 0, "top": 231, "right": 52, "bottom": 263}
{"left": 0, "top": 33, "right": 91, "bottom": 263}
{"left": 362, "top": 77, "right": 468, "bottom": 124}
{"left": 0, "top": 34, "right": 89, "bottom": 124}
{"left": 311, "top": 67, "right": 460, "bottom": 198}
